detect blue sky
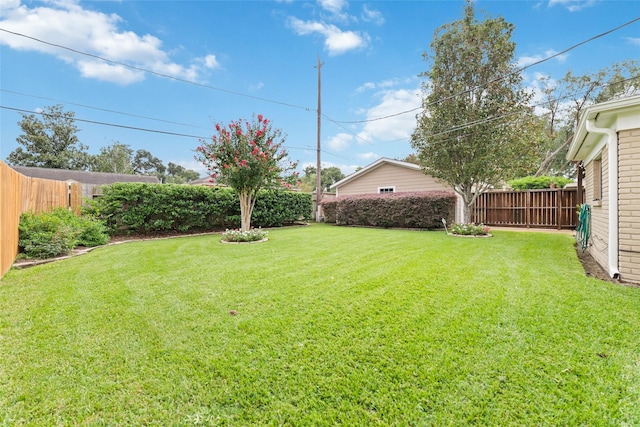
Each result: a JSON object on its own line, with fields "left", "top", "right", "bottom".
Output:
{"left": 1, "top": 0, "right": 639, "bottom": 177}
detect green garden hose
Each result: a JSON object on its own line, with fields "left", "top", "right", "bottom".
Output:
{"left": 576, "top": 204, "right": 591, "bottom": 252}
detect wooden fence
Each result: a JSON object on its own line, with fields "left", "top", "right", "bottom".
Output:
{"left": 471, "top": 188, "right": 581, "bottom": 230}
{"left": 0, "top": 161, "right": 82, "bottom": 279}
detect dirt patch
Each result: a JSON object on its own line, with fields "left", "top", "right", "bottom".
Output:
{"left": 575, "top": 244, "right": 618, "bottom": 283}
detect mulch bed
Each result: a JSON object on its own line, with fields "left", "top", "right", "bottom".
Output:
{"left": 575, "top": 244, "right": 619, "bottom": 283}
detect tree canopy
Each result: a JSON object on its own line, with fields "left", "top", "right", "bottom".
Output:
{"left": 6, "top": 105, "right": 201, "bottom": 182}
{"left": 411, "top": 1, "right": 540, "bottom": 222}
{"left": 534, "top": 60, "right": 640, "bottom": 177}
{"left": 7, "top": 104, "right": 93, "bottom": 170}
{"left": 300, "top": 166, "right": 345, "bottom": 192}
{"left": 195, "top": 115, "right": 298, "bottom": 231}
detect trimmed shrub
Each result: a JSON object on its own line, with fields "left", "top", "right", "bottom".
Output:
{"left": 334, "top": 191, "right": 456, "bottom": 229}
{"left": 320, "top": 199, "right": 337, "bottom": 223}
{"left": 85, "top": 183, "right": 312, "bottom": 235}
{"left": 251, "top": 190, "right": 313, "bottom": 227}
{"left": 509, "top": 176, "right": 574, "bottom": 190}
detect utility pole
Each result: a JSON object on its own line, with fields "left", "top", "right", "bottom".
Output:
{"left": 315, "top": 56, "right": 323, "bottom": 221}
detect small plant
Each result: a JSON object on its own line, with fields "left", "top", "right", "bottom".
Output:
{"left": 450, "top": 223, "right": 491, "bottom": 236}
{"left": 18, "top": 208, "right": 110, "bottom": 259}
{"left": 221, "top": 228, "right": 268, "bottom": 243}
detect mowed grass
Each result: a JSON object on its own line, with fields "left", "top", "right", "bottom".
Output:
{"left": 1, "top": 224, "right": 639, "bottom": 425}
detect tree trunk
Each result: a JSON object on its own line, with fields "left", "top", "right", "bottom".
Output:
{"left": 463, "top": 202, "right": 472, "bottom": 225}
{"left": 238, "top": 190, "right": 254, "bottom": 232}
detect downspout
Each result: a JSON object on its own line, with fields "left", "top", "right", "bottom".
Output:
{"left": 586, "top": 119, "right": 620, "bottom": 279}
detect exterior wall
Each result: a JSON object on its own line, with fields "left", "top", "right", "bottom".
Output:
{"left": 336, "top": 163, "right": 451, "bottom": 196}
{"left": 618, "top": 128, "right": 640, "bottom": 284}
{"left": 586, "top": 148, "right": 610, "bottom": 273}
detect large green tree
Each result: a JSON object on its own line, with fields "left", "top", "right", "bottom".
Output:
{"left": 165, "top": 162, "right": 200, "bottom": 184}
{"left": 132, "top": 149, "right": 166, "bottom": 179}
{"left": 92, "top": 141, "right": 134, "bottom": 174}
{"left": 411, "top": 1, "right": 540, "bottom": 222}
{"left": 7, "top": 104, "right": 93, "bottom": 170}
{"left": 300, "top": 166, "right": 345, "bottom": 192}
{"left": 196, "top": 115, "right": 298, "bottom": 231}
{"left": 534, "top": 60, "right": 639, "bottom": 177}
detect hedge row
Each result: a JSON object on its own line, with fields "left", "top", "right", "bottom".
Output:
{"left": 85, "top": 183, "right": 312, "bottom": 235}
{"left": 509, "top": 175, "right": 574, "bottom": 190}
{"left": 321, "top": 191, "right": 457, "bottom": 229}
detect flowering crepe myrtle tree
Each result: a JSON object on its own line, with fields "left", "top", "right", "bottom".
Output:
{"left": 196, "top": 115, "right": 299, "bottom": 232}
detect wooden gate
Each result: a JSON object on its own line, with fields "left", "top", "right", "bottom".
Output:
{"left": 471, "top": 188, "right": 581, "bottom": 230}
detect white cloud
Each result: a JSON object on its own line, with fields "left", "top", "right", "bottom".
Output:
{"left": 249, "top": 81, "right": 265, "bottom": 91}
{"left": 203, "top": 54, "right": 220, "bottom": 69}
{"left": 355, "top": 77, "right": 414, "bottom": 93}
{"left": 548, "top": 0, "right": 597, "bottom": 12}
{"left": 355, "top": 82, "right": 376, "bottom": 93}
{"left": 626, "top": 37, "right": 640, "bottom": 47}
{"left": 0, "top": 0, "right": 219, "bottom": 84}
{"left": 288, "top": 17, "right": 369, "bottom": 55}
{"left": 357, "top": 152, "right": 378, "bottom": 160}
{"left": 318, "top": 0, "right": 347, "bottom": 15}
{"left": 517, "top": 49, "right": 567, "bottom": 68}
{"left": 77, "top": 59, "right": 145, "bottom": 84}
{"left": 326, "top": 132, "right": 354, "bottom": 151}
{"left": 361, "top": 5, "right": 384, "bottom": 25}
{"left": 358, "top": 87, "right": 422, "bottom": 142}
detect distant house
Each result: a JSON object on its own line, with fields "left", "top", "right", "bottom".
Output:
{"left": 188, "top": 176, "right": 218, "bottom": 187}
{"left": 566, "top": 94, "right": 640, "bottom": 285}
{"left": 11, "top": 166, "right": 160, "bottom": 201}
{"left": 329, "top": 157, "right": 463, "bottom": 222}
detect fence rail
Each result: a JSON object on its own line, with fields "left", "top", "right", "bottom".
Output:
{"left": 1, "top": 161, "right": 82, "bottom": 279}
{"left": 471, "top": 188, "right": 581, "bottom": 230}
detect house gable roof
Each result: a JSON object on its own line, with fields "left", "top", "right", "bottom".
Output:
{"left": 11, "top": 166, "right": 161, "bottom": 185}
{"left": 330, "top": 157, "right": 422, "bottom": 190}
{"left": 567, "top": 94, "right": 640, "bottom": 161}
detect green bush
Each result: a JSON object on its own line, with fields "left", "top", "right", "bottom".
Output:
{"left": 334, "top": 192, "right": 456, "bottom": 229}
{"left": 18, "top": 208, "right": 109, "bottom": 259}
{"left": 509, "top": 176, "right": 574, "bottom": 190}
{"left": 85, "top": 183, "right": 312, "bottom": 235}
{"left": 320, "top": 199, "right": 337, "bottom": 223}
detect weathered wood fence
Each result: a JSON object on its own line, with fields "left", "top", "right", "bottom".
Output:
{"left": 471, "top": 188, "right": 582, "bottom": 230}
{"left": 0, "top": 161, "right": 82, "bottom": 279}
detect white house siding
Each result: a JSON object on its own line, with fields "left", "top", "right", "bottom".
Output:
{"left": 586, "top": 148, "right": 610, "bottom": 272}
{"left": 618, "top": 128, "right": 640, "bottom": 283}
{"left": 337, "top": 163, "right": 450, "bottom": 196}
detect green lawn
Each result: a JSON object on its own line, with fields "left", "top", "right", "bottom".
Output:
{"left": 1, "top": 224, "right": 639, "bottom": 425}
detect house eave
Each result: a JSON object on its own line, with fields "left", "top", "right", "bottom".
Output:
{"left": 567, "top": 94, "right": 640, "bottom": 161}
{"left": 330, "top": 157, "right": 421, "bottom": 190}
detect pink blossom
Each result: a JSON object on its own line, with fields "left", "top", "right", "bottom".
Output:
{"left": 215, "top": 123, "right": 221, "bottom": 131}
{"left": 257, "top": 114, "right": 263, "bottom": 122}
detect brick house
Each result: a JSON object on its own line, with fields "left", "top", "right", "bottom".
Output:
{"left": 567, "top": 94, "right": 640, "bottom": 285}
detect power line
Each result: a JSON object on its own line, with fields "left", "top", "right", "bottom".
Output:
{"left": 0, "top": 28, "right": 316, "bottom": 113}
{"left": 1, "top": 105, "right": 208, "bottom": 139}
{"left": 1, "top": 105, "right": 341, "bottom": 159}
{"left": 383, "top": 74, "right": 640, "bottom": 144}
{"left": 1, "top": 89, "right": 211, "bottom": 130}
{"left": 329, "top": 15, "right": 640, "bottom": 125}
